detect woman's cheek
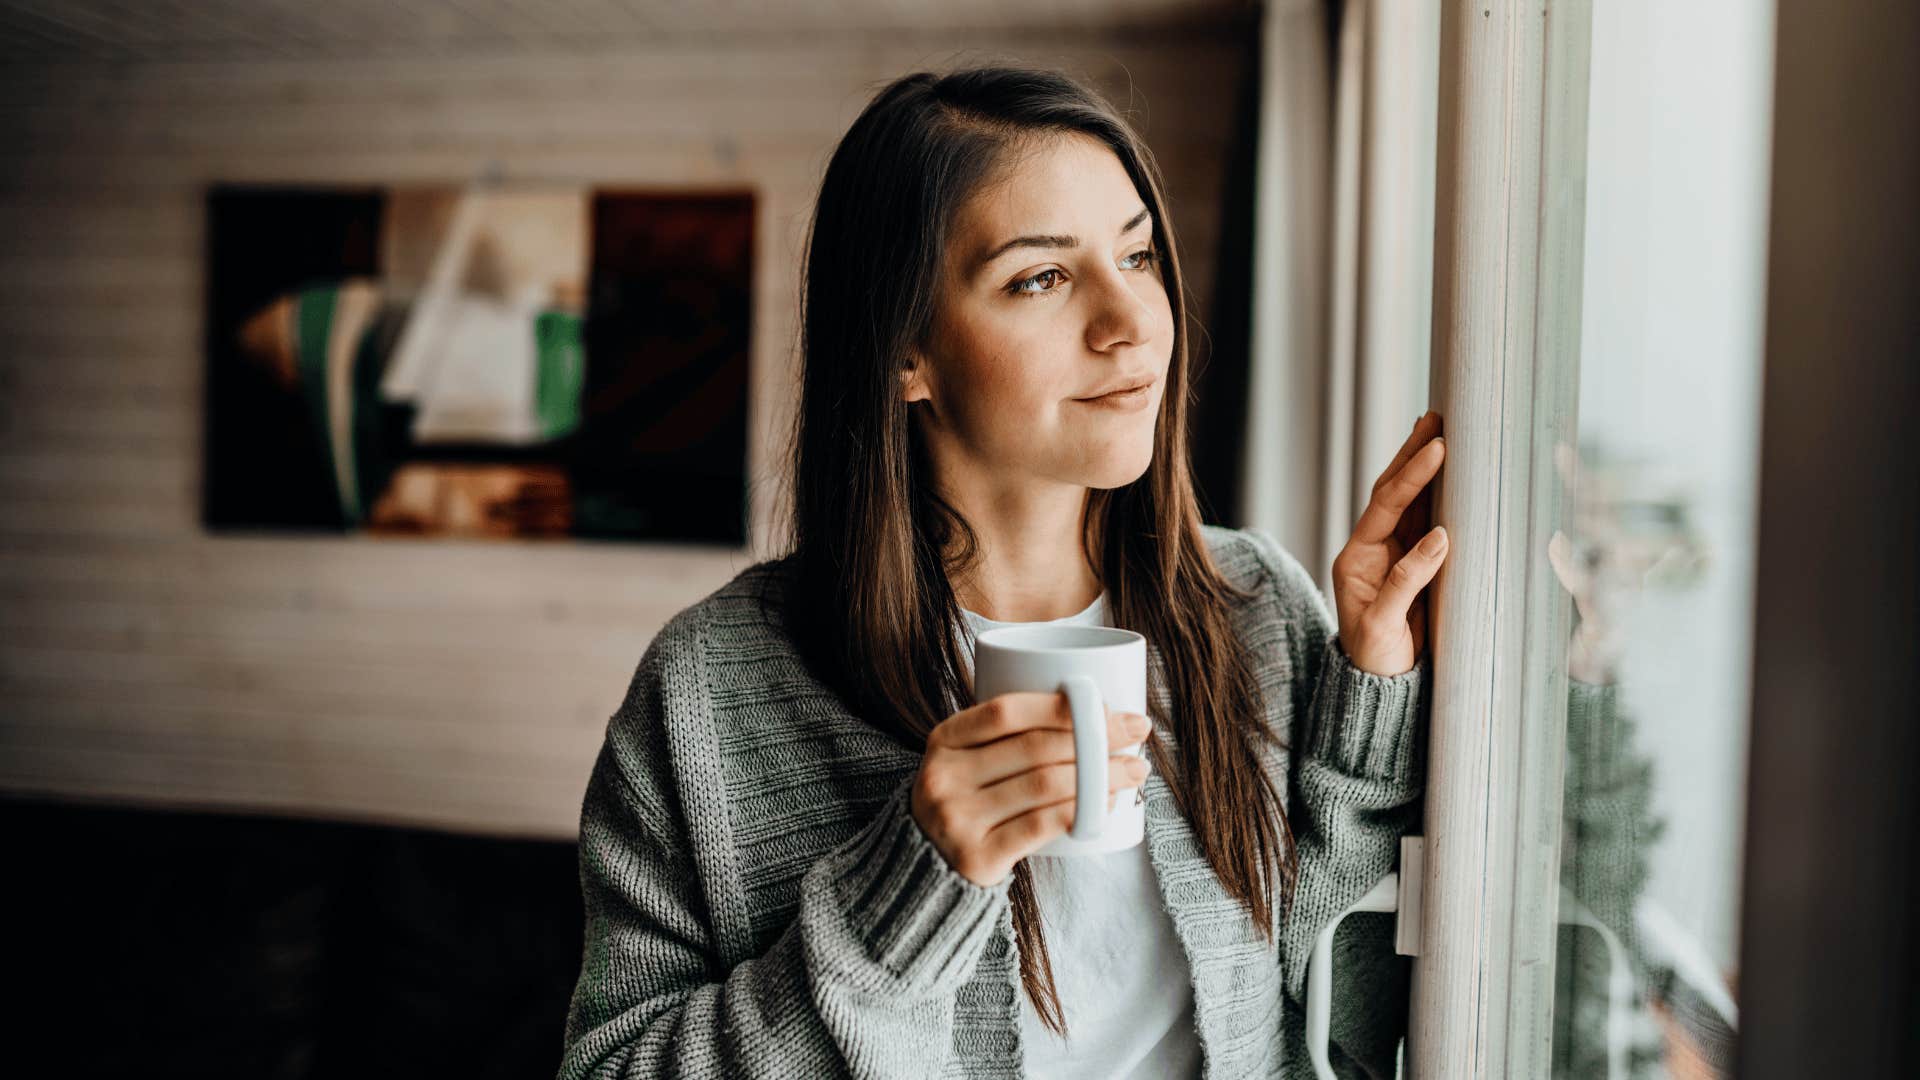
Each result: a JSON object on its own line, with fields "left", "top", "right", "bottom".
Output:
{"left": 976, "top": 352, "right": 1050, "bottom": 416}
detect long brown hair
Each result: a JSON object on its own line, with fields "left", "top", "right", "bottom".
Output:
{"left": 778, "top": 64, "right": 1294, "bottom": 1037}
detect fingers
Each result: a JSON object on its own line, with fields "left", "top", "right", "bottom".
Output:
{"left": 1554, "top": 441, "right": 1580, "bottom": 492}
{"left": 1547, "top": 529, "right": 1597, "bottom": 621}
{"left": 1352, "top": 435, "right": 1445, "bottom": 546}
{"left": 1373, "top": 411, "right": 1444, "bottom": 498}
{"left": 1547, "top": 529, "right": 1579, "bottom": 594}
{"left": 1370, "top": 414, "right": 1445, "bottom": 556}
{"left": 936, "top": 690, "right": 1071, "bottom": 748}
{"left": 976, "top": 751, "right": 1148, "bottom": 809}
{"left": 1393, "top": 462, "right": 1436, "bottom": 555}
{"left": 964, "top": 714, "right": 1149, "bottom": 789}
{"left": 939, "top": 692, "right": 1146, "bottom": 750}
{"left": 918, "top": 696, "right": 1152, "bottom": 886}
{"left": 979, "top": 754, "right": 1150, "bottom": 847}
{"left": 1368, "top": 525, "right": 1449, "bottom": 630}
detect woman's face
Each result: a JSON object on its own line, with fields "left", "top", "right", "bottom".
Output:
{"left": 903, "top": 133, "right": 1175, "bottom": 494}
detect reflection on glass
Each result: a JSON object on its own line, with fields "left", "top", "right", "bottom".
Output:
{"left": 1550, "top": 438, "right": 1747, "bottom": 1078}
{"left": 1543, "top": 2, "right": 1773, "bottom": 1077}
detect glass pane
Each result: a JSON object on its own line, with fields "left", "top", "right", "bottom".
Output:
{"left": 1549, "top": 2, "right": 1772, "bottom": 1077}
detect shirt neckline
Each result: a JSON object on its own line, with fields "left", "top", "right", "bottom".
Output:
{"left": 959, "top": 588, "right": 1108, "bottom": 630}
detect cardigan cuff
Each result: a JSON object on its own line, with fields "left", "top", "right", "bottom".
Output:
{"left": 1302, "top": 637, "right": 1429, "bottom": 786}
{"left": 818, "top": 772, "right": 1012, "bottom": 996}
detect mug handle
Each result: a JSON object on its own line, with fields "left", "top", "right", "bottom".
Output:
{"left": 1058, "top": 675, "right": 1107, "bottom": 840}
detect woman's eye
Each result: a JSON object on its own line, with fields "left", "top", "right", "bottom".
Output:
{"left": 1006, "top": 248, "right": 1160, "bottom": 298}
{"left": 1009, "top": 268, "right": 1065, "bottom": 295}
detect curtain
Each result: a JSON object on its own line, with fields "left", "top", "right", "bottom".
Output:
{"left": 1238, "top": 0, "right": 1438, "bottom": 598}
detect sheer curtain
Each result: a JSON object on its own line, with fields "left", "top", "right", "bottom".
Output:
{"left": 1239, "top": 0, "right": 1437, "bottom": 598}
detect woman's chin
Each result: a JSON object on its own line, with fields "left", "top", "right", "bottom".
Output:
{"left": 1079, "top": 445, "right": 1155, "bottom": 490}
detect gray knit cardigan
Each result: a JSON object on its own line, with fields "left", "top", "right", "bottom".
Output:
{"left": 558, "top": 525, "right": 1434, "bottom": 1079}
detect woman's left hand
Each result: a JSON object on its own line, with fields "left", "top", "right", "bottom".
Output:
{"left": 1331, "top": 411, "right": 1449, "bottom": 677}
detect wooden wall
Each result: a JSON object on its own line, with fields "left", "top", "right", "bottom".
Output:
{"left": 0, "top": 29, "right": 1251, "bottom": 837}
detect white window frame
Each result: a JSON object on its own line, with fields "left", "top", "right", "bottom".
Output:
{"left": 1408, "top": 1, "right": 1594, "bottom": 1075}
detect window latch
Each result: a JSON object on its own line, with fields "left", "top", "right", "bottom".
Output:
{"left": 1305, "top": 835, "right": 1424, "bottom": 1080}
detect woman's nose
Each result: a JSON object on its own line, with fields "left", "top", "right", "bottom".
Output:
{"left": 1084, "top": 268, "right": 1157, "bottom": 350}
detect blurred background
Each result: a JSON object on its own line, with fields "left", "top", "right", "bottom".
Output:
{"left": 0, "top": 2, "right": 1911, "bottom": 1079}
{"left": 0, "top": 3, "right": 1262, "bottom": 1077}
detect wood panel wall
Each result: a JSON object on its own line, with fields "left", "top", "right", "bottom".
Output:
{"left": 0, "top": 30, "right": 1249, "bottom": 837}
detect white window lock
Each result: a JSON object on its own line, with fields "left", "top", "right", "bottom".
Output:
{"left": 1306, "top": 835, "right": 1424, "bottom": 1080}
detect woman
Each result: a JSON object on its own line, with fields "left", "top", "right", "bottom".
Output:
{"left": 558, "top": 65, "right": 1448, "bottom": 1079}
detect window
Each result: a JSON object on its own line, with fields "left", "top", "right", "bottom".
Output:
{"left": 1401, "top": 3, "right": 1770, "bottom": 1076}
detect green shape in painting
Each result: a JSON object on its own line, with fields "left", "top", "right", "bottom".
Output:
{"left": 534, "top": 309, "right": 585, "bottom": 441}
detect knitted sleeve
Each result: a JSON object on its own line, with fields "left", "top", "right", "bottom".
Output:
{"left": 1241, "top": 528, "right": 1429, "bottom": 1080}
{"left": 1559, "top": 680, "right": 1660, "bottom": 949}
{"left": 1553, "top": 678, "right": 1668, "bottom": 1079}
{"left": 557, "top": 610, "right": 1013, "bottom": 1080}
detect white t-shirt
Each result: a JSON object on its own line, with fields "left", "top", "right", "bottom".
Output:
{"left": 956, "top": 591, "right": 1204, "bottom": 1080}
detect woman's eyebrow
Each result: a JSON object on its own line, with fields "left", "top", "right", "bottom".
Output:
{"left": 974, "top": 205, "right": 1153, "bottom": 273}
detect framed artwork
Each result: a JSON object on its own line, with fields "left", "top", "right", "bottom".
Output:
{"left": 202, "top": 182, "right": 753, "bottom": 545}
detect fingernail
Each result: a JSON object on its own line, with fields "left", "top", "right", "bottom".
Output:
{"left": 1419, "top": 526, "right": 1448, "bottom": 555}
{"left": 1128, "top": 713, "right": 1150, "bottom": 734}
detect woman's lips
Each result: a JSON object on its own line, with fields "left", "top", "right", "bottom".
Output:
{"left": 1074, "top": 383, "right": 1155, "bottom": 411}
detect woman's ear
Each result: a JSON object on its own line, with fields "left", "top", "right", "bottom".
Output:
{"left": 900, "top": 350, "right": 933, "bottom": 405}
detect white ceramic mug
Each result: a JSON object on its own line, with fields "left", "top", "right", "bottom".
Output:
{"left": 972, "top": 624, "right": 1149, "bottom": 855}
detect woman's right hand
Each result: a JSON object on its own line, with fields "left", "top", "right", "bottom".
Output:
{"left": 910, "top": 692, "right": 1152, "bottom": 888}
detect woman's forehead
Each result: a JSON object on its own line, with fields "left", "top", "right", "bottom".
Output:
{"left": 951, "top": 136, "right": 1149, "bottom": 272}
{"left": 969, "top": 136, "right": 1134, "bottom": 228}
